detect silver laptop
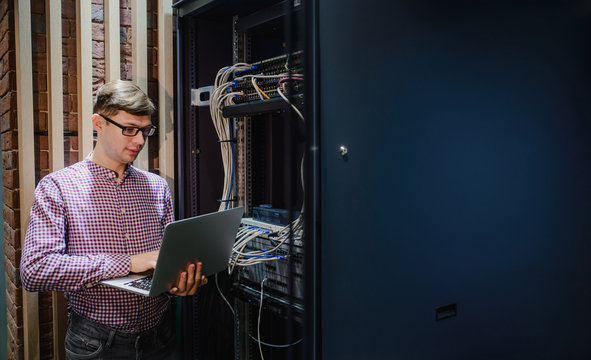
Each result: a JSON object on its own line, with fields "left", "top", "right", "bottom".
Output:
{"left": 99, "top": 207, "right": 244, "bottom": 297}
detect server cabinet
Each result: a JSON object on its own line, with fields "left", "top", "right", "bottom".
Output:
{"left": 310, "top": 0, "right": 591, "bottom": 359}
{"left": 176, "top": 1, "right": 305, "bottom": 359}
{"left": 177, "top": 0, "right": 591, "bottom": 359}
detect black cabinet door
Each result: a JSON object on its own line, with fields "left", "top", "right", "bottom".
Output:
{"left": 316, "top": 1, "right": 591, "bottom": 358}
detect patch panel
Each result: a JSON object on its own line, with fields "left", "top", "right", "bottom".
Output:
{"left": 231, "top": 51, "right": 304, "bottom": 104}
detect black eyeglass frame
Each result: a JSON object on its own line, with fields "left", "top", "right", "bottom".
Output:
{"left": 98, "top": 114, "right": 157, "bottom": 138}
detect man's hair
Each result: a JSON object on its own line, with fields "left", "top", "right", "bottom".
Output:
{"left": 93, "top": 80, "right": 155, "bottom": 118}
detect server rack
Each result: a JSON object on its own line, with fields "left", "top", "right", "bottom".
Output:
{"left": 175, "top": 1, "right": 306, "bottom": 359}
{"left": 178, "top": 1, "right": 591, "bottom": 359}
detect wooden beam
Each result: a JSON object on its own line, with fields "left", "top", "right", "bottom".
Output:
{"left": 76, "top": 0, "right": 94, "bottom": 159}
{"left": 105, "top": 0, "right": 120, "bottom": 82}
{"left": 14, "top": 0, "right": 40, "bottom": 359}
{"left": 158, "top": 0, "right": 175, "bottom": 194}
{"left": 46, "top": 0, "right": 66, "bottom": 357}
{"left": 46, "top": 0, "right": 64, "bottom": 173}
{"left": 132, "top": 0, "right": 149, "bottom": 170}
{"left": 51, "top": 294, "right": 67, "bottom": 359}
{"left": 131, "top": 0, "right": 147, "bottom": 92}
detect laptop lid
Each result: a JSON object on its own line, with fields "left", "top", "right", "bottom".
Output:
{"left": 100, "top": 206, "right": 244, "bottom": 297}
{"left": 149, "top": 206, "right": 244, "bottom": 296}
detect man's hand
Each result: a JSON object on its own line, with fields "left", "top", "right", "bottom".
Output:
{"left": 169, "top": 261, "right": 208, "bottom": 296}
{"left": 130, "top": 250, "right": 159, "bottom": 273}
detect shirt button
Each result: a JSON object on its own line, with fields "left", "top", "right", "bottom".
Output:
{"left": 125, "top": 234, "right": 129, "bottom": 240}
{"left": 121, "top": 208, "right": 126, "bottom": 214}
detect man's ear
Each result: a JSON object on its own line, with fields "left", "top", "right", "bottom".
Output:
{"left": 91, "top": 113, "right": 103, "bottom": 133}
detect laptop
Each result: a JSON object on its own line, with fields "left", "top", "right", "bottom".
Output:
{"left": 99, "top": 207, "right": 244, "bottom": 297}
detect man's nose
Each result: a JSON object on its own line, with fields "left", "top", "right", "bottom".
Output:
{"left": 131, "top": 131, "right": 145, "bottom": 146}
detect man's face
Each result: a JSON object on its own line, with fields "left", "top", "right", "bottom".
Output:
{"left": 95, "top": 110, "right": 152, "bottom": 166}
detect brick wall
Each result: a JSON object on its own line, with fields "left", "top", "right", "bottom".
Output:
{"left": 90, "top": 0, "right": 160, "bottom": 172}
{"left": 146, "top": 0, "right": 159, "bottom": 173}
{"left": 0, "top": 0, "right": 22, "bottom": 358}
{"left": 63, "top": 0, "right": 79, "bottom": 167}
{"left": 1, "top": 0, "right": 161, "bottom": 358}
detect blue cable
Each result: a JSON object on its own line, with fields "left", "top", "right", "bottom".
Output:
{"left": 248, "top": 334, "right": 303, "bottom": 348}
{"left": 246, "top": 226, "right": 271, "bottom": 234}
{"left": 225, "top": 122, "right": 235, "bottom": 210}
{"left": 244, "top": 254, "right": 284, "bottom": 259}
{"left": 235, "top": 65, "right": 258, "bottom": 76}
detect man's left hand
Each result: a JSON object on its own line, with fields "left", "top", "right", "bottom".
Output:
{"left": 169, "top": 262, "right": 208, "bottom": 296}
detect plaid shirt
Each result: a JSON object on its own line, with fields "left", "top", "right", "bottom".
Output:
{"left": 21, "top": 157, "right": 174, "bottom": 332}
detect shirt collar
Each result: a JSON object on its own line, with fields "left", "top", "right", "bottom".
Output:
{"left": 84, "top": 153, "right": 135, "bottom": 183}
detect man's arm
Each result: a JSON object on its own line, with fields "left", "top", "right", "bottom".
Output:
{"left": 130, "top": 250, "right": 158, "bottom": 273}
{"left": 20, "top": 177, "right": 131, "bottom": 292}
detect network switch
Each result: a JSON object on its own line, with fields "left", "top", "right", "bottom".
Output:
{"left": 237, "top": 218, "right": 304, "bottom": 300}
{"left": 231, "top": 51, "right": 304, "bottom": 104}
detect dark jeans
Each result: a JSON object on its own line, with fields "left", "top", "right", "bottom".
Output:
{"left": 65, "top": 309, "right": 177, "bottom": 360}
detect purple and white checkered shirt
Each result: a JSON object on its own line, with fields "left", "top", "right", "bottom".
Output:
{"left": 21, "top": 156, "right": 174, "bottom": 332}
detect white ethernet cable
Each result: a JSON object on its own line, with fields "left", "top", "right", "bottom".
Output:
{"left": 276, "top": 86, "right": 304, "bottom": 120}
{"left": 214, "top": 273, "right": 235, "bottom": 316}
{"left": 254, "top": 278, "right": 304, "bottom": 351}
{"left": 228, "top": 215, "right": 304, "bottom": 274}
{"left": 258, "top": 277, "right": 268, "bottom": 360}
{"left": 209, "top": 62, "right": 306, "bottom": 272}
{"left": 210, "top": 63, "right": 252, "bottom": 211}
{"left": 210, "top": 65, "right": 304, "bottom": 211}
{"left": 227, "top": 158, "right": 305, "bottom": 274}
{"left": 208, "top": 63, "right": 306, "bottom": 357}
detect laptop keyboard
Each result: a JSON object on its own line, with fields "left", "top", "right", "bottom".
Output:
{"left": 125, "top": 276, "right": 153, "bottom": 291}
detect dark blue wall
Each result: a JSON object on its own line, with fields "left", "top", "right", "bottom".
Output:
{"left": 318, "top": 1, "right": 591, "bottom": 358}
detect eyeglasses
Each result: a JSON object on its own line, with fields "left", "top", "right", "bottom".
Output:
{"left": 98, "top": 114, "right": 157, "bottom": 137}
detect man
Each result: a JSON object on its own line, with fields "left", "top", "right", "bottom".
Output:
{"left": 21, "top": 80, "right": 204, "bottom": 359}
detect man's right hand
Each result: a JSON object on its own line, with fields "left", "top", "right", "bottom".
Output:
{"left": 130, "top": 250, "right": 159, "bottom": 273}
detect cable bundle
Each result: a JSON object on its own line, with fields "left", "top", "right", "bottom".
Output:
{"left": 210, "top": 64, "right": 304, "bottom": 211}
{"left": 228, "top": 218, "right": 304, "bottom": 275}
{"left": 210, "top": 63, "right": 253, "bottom": 211}
{"left": 209, "top": 61, "right": 305, "bottom": 272}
